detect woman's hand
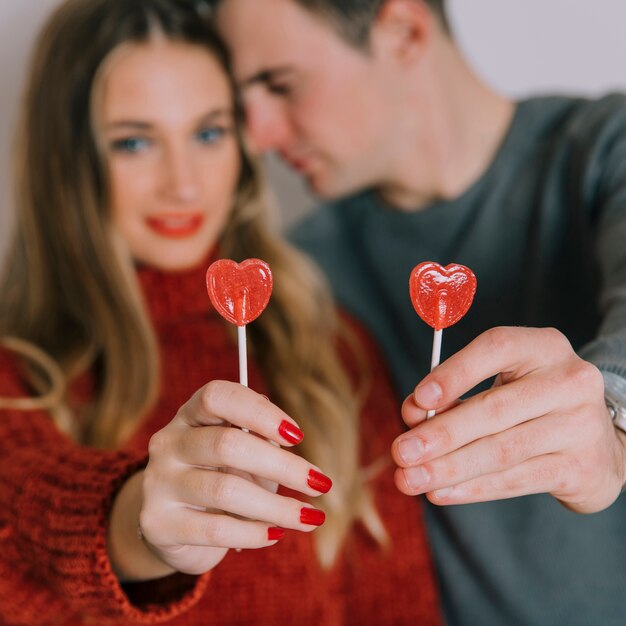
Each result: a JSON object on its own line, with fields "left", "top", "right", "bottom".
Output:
{"left": 109, "top": 380, "right": 331, "bottom": 581}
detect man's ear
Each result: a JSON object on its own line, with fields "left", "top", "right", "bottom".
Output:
{"left": 370, "top": 0, "right": 437, "bottom": 65}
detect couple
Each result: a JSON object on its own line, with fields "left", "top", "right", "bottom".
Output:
{"left": 1, "top": 0, "right": 625, "bottom": 625}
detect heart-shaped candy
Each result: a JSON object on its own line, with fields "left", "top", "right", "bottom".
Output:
{"left": 410, "top": 262, "right": 477, "bottom": 330}
{"left": 206, "top": 259, "right": 273, "bottom": 326}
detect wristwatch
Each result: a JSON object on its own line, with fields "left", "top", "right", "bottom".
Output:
{"left": 603, "top": 372, "right": 626, "bottom": 434}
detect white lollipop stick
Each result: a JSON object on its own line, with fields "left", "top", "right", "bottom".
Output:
{"left": 237, "top": 325, "right": 250, "bottom": 432}
{"left": 238, "top": 325, "right": 248, "bottom": 387}
{"left": 427, "top": 329, "right": 443, "bottom": 419}
{"left": 236, "top": 325, "right": 249, "bottom": 552}
{"left": 239, "top": 322, "right": 279, "bottom": 446}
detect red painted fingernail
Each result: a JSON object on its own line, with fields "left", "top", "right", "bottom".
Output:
{"left": 268, "top": 527, "right": 285, "bottom": 541}
{"left": 307, "top": 469, "right": 332, "bottom": 493}
{"left": 300, "top": 507, "right": 326, "bottom": 526}
{"left": 278, "top": 420, "right": 304, "bottom": 445}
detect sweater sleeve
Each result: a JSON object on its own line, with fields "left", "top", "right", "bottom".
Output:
{"left": 0, "top": 349, "right": 210, "bottom": 625}
{"left": 577, "top": 94, "right": 626, "bottom": 380}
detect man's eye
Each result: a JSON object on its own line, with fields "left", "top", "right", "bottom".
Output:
{"left": 196, "top": 126, "right": 228, "bottom": 144}
{"left": 110, "top": 137, "right": 150, "bottom": 153}
{"left": 267, "top": 83, "right": 291, "bottom": 96}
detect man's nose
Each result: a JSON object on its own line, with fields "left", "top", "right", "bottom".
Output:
{"left": 245, "top": 97, "right": 292, "bottom": 154}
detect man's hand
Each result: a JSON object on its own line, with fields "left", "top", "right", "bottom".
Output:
{"left": 392, "top": 326, "right": 626, "bottom": 513}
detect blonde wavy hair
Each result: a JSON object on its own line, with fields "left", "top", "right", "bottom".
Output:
{"left": 0, "top": 0, "right": 387, "bottom": 568}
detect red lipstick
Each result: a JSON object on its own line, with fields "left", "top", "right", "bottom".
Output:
{"left": 145, "top": 213, "right": 204, "bottom": 239}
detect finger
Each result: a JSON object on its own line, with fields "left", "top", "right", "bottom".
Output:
{"left": 421, "top": 454, "right": 572, "bottom": 506}
{"left": 394, "top": 412, "right": 580, "bottom": 495}
{"left": 179, "top": 426, "right": 332, "bottom": 496}
{"left": 177, "top": 468, "right": 326, "bottom": 531}
{"left": 393, "top": 369, "right": 569, "bottom": 468}
{"left": 412, "top": 327, "right": 573, "bottom": 411}
{"left": 182, "top": 380, "right": 304, "bottom": 447}
{"left": 152, "top": 507, "right": 290, "bottom": 549}
{"left": 401, "top": 394, "right": 429, "bottom": 428}
{"left": 401, "top": 394, "right": 459, "bottom": 428}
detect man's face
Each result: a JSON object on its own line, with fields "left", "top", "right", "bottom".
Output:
{"left": 216, "top": 0, "right": 402, "bottom": 200}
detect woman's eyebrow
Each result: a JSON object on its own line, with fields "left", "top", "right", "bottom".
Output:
{"left": 102, "top": 120, "right": 153, "bottom": 130}
{"left": 103, "top": 108, "right": 235, "bottom": 130}
{"left": 196, "top": 108, "right": 235, "bottom": 123}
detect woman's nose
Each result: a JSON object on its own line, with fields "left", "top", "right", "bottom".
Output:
{"left": 161, "top": 145, "right": 200, "bottom": 202}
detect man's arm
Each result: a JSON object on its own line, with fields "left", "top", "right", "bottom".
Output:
{"left": 392, "top": 95, "right": 626, "bottom": 512}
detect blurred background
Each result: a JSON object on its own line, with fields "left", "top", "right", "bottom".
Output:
{"left": 1, "top": 0, "right": 625, "bottom": 261}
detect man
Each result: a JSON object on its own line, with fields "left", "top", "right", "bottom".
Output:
{"left": 214, "top": 0, "right": 626, "bottom": 624}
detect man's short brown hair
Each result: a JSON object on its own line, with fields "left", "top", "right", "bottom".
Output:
{"left": 293, "top": 0, "right": 450, "bottom": 49}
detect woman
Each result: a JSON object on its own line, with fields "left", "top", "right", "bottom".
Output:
{"left": 0, "top": 0, "right": 441, "bottom": 624}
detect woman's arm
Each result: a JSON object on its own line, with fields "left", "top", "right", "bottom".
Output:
{"left": 108, "top": 470, "right": 176, "bottom": 582}
{"left": 0, "top": 345, "right": 333, "bottom": 625}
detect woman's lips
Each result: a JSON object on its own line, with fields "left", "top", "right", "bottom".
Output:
{"left": 145, "top": 213, "right": 204, "bottom": 239}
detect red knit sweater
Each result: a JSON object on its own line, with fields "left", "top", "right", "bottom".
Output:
{"left": 0, "top": 260, "right": 441, "bottom": 626}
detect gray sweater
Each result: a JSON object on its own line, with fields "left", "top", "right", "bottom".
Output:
{"left": 291, "top": 95, "right": 626, "bottom": 626}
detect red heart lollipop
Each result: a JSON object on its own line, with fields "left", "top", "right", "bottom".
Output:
{"left": 410, "top": 262, "right": 477, "bottom": 331}
{"left": 206, "top": 259, "right": 273, "bottom": 326}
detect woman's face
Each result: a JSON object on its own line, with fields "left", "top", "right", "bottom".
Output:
{"left": 99, "top": 40, "right": 240, "bottom": 271}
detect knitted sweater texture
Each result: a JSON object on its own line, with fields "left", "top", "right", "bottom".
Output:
{"left": 0, "top": 259, "right": 441, "bottom": 626}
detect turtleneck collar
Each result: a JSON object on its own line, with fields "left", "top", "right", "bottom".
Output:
{"left": 135, "top": 251, "right": 220, "bottom": 325}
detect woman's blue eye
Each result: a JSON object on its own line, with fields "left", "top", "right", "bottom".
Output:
{"left": 111, "top": 137, "right": 150, "bottom": 153}
{"left": 197, "top": 126, "right": 226, "bottom": 144}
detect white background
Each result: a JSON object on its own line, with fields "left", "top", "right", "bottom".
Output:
{"left": 1, "top": 0, "right": 626, "bottom": 258}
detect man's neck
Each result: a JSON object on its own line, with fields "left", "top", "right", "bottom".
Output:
{"left": 378, "top": 38, "right": 515, "bottom": 211}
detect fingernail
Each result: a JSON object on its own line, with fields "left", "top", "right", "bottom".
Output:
{"left": 307, "top": 469, "right": 332, "bottom": 493}
{"left": 268, "top": 527, "right": 285, "bottom": 541}
{"left": 278, "top": 420, "right": 304, "bottom": 445}
{"left": 414, "top": 381, "right": 442, "bottom": 408}
{"left": 404, "top": 466, "right": 430, "bottom": 491}
{"left": 300, "top": 507, "right": 326, "bottom": 526}
{"left": 398, "top": 437, "right": 424, "bottom": 464}
{"left": 433, "top": 487, "right": 453, "bottom": 500}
